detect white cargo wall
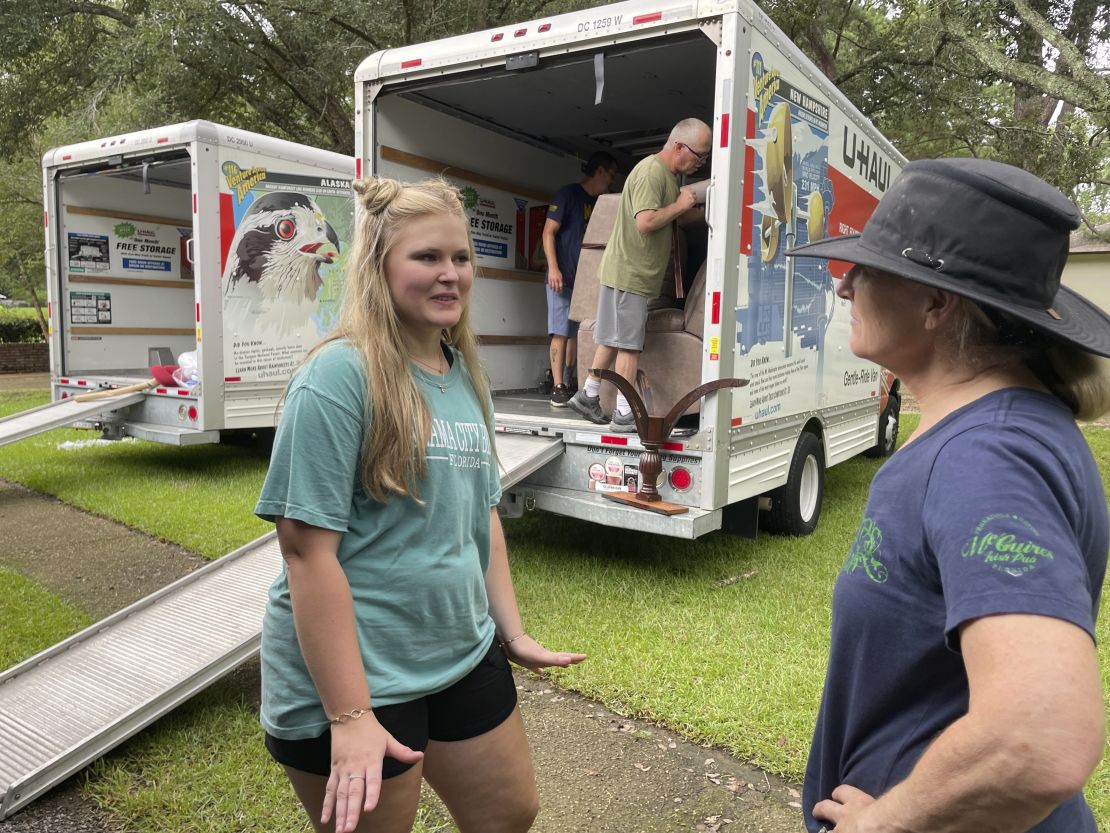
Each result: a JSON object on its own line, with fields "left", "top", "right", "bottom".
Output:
{"left": 733, "top": 27, "right": 895, "bottom": 428}
{"left": 215, "top": 143, "right": 356, "bottom": 429}
{"left": 720, "top": 13, "right": 902, "bottom": 509}
{"left": 55, "top": 172, "right": 195, "bottom": 375}
{"left": 373, "top": 95, "right": 581, "bottom": 391}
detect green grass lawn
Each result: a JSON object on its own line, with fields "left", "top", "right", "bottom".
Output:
{"left": 0, "top": 565, "right": 91, "bottom": 669}
{"left": 0, "top": 306, "right": 43, "bottom": 320}
{"left": 0, "top": 390, "right": 271, "bottom": 557}
{"left": 1, "top": 389, "right": 1107, "bottom": 831}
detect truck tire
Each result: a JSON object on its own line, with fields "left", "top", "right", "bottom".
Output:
{"left": 864, "top": 395, "right": 900, "bottom": 458}
{"left": 761, "top": 431, "right": 825, "bottom": 536}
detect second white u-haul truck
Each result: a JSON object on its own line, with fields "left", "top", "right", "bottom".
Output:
{"left": 28, "top": 121, "right": 354, "bottom": 446}
{"left": 355, "top": 0, "right": 904, "bottom": 538}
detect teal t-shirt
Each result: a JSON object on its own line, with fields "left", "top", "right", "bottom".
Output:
{"left": 598, "top": 154, "right": 679, "bottom": 297}
{"left": 255, "top": 341, "right": 502, "bottom": 739}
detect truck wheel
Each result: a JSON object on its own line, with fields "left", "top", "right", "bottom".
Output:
{"left": 761, "top": 431, "right": 825, "bottom": 536}
{"left": 864, "top": 395, "right": 900, "bottom": 458}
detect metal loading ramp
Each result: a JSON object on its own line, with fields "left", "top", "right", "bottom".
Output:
{"left": 0, "top": 392, "right": 148, "bottom": 448}
{"left": 0, "top": 533, "right": 283, "bottom": 818}
{"left": 495, "top": 432, "right": 564, "bottom": 487}
{"left": 0, "top": 431, "right": 563, "bottom": 818}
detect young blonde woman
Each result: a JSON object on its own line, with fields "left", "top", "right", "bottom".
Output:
{"left": 255, "top": 177, "right": 586, "bottom": 833}
{"left": 788, "top": 158, "right": 1110, "bottom": 833}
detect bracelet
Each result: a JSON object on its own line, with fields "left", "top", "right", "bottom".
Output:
{"left": 498, "top": 631, "right": 527, "bottom": 650}
{"left": 330, "top": 706, "right": 372, "bottom": 725}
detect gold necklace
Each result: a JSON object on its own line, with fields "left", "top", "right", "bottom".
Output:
{"left": 409, "top": 351, "right": 447, "bottom": 393}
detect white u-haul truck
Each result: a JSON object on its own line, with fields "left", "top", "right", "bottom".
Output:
{"left": 35, "top": 121, "right": 354, "bottom": 445}
{"left": 355, "top": 0, "right": 904, "bottom": 538}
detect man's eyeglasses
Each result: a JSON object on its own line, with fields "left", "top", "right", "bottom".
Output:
{"left": 677, "top": 142, "right": 710, "bottom": 164}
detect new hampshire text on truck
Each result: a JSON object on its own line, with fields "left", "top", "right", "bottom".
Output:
{"left": 354, "top": 0, "right": 905, "bottom": 539}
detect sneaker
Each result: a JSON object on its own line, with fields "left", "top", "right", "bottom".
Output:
{"left": 550, "top": 383, "right": 571, "bottom": 407}
{"left": 567, "top": 375, "right": 579, "bottom": 395}
{"left": 608, "top": 408, "right": 637, "bottom": 433}
{"left": 567, "top": 389, "right": 607, "bottom": 424}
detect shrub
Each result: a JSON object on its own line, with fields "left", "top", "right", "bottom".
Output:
{"left": 0, "top": 314, "right": 45, "bottom": 343}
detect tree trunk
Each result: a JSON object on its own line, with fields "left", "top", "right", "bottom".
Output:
{"left": 13, "top": 252, "right": 48, "bottom": 340}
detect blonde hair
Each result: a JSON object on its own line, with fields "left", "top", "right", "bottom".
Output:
{"left": 947, "top": 298, "right": 1110, "bottom": 421}
{"left": 304, "top": 176, "right": 491, "bottom": 502}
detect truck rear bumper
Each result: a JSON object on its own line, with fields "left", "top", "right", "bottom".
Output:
{"left": 503, "top": 484, "right": 721, "bottom": 539}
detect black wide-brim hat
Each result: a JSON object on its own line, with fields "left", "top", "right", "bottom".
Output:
{"left": 786, "top": 157, "right": 1110, "bottom": 357}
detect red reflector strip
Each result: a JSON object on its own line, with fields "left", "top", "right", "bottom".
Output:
{"left": 711, "top": 291, "right": 721, "bottom": 325}
{"left": 155, "top": 388, "right": 168, "bottom": 394}
{"left": 177, "top": 389, "right": 190, "bottom": 396}
{"left": 731, "top": 417, "right": 743, "bottom": 427}
{"left": 661, "top": 441, "right": 683, "bottom": 452}
{"left": 77, "top": 380, "right": 87, "bottom": 386}
{"left": 491, "top": 32, "right": 504, "bottom": 41}
{"left": 401, "top": 58, "right": 422, "bottom": 68}
{"left": 193, "top": 193, "right": 197, "bottom": 213}
{"left": 195, "top": 303, "right": 200, "bottom": 322}
{"left": 43, "top": 211, "right": 48, "bottom": 228}
{"left": 514, "top": 28, "right": 527, "bottom": 36}
{"left": 59, "top": 378, "right": 68, "bottom": 384}
{"left": 224, "top": 376, "right": 241, "bottom": 383}
{"left": 538, "top": 23, "right": 551, "bottom": 32}
{"left": 633, "top": 12, "right": 662, "bottom": 24}
{"left": 741, "top": 109, "right": 756, "bottom": 256}
{"left": 720, "top": 113, "right": 730, "bottom": 148}
{"left": 601, "top": 435, "right": 629, "bottom": 446}
{"left": 356, "top": 157, "right": 362, "bottom": 179}
{"left": 156, "top": 137, "right": 169, "bottom": 144}
{"left": 61, "top": 154, "right": 72, "bottom": 161}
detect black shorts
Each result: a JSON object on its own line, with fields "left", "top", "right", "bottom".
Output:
{"left": 264, "top": 638, "right": 516, "bottom": 779}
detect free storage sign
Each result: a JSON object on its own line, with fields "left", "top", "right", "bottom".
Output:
{"left": 66, "top": 213, "right": 187, "bottom": 280}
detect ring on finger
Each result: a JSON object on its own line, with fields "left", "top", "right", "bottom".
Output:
{"left": 348, "top": 774, "right": 365, "bottom": 782}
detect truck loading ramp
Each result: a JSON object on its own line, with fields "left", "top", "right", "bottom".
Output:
{"left": 0, "top": 430, "right": 564, "bottom": 818}
{"left": 0, "top": 391, "right": 148, "bottom": 448}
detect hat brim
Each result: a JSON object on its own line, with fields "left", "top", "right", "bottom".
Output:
{"left": 787, "top": 235, "right": 1110, "bottom": 358}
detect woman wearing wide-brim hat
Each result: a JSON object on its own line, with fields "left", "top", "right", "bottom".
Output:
{"left": 787, "top": 158, "right": 1110, "bottom": 833}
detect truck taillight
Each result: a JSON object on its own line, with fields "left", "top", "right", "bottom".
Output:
{"left": 188, "top": 406, "right": 198, "bottom": 421}
{"left": 669, "top": 467, "right": 692, "bottom": 492}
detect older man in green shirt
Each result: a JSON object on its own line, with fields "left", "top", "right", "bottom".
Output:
{"left": 568, "top": 117, "right": 711, "bottom": 432}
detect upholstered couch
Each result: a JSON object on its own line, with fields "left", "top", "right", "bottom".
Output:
{"left": 569, "top": 194, "right": 707, "bottom": 417}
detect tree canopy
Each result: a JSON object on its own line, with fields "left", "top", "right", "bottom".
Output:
{"left": 1, "top": 0, "right": 1108, "bottom": 301}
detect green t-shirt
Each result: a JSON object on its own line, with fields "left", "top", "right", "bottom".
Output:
{"left": 255, "top": 341, "right": 502, "bottom": 739}
{"left": 598, "top": 154, "right": 679, "bottom": 297}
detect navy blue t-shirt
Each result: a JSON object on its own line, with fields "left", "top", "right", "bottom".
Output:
{"left": 804, "top": 388, "right": 1107, "bottom": 833}
{"left": 546, "top": 183, "right": 597, "bottom": 288}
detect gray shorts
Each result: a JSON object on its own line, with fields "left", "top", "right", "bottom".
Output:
{"left": 595, "top": 285, "right": 648, "bottom": 351}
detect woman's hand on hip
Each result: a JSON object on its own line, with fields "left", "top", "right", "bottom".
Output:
{"left": 505, "top": 634, "right": 587, "bottom": 672}
{"left": 323, "top": 715, "right": 423, "bottom": 832}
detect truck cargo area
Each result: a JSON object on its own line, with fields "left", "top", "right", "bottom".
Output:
{"left": 373, "top": 27, "right": 718, "bottom": 402}
{"left": 51, "top": 152, "right": 197, "bottom": 381}
{"left": 387, "top": 29, "right": 716, "bottom": 167}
